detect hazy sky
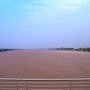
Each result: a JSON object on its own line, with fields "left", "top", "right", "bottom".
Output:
{"left": 0, "top": 0, "right": 90, "bottom": 49}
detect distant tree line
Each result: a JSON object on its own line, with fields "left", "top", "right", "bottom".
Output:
{"left": 49, "top": 47, "right": 90, "bottom": 52}
{"left": 49, "top": 47, "right": 74, "bottom": 51}
{"left": 56, "top": 48, "right": 74, "bottom": 50}
{"left": 0, "top": 49, "right": 17, "bottom": 52}
{"left": 75, "top": 48, "right": 90, "bottom": 52}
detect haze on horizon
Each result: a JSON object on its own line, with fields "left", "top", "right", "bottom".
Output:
{"left": 0, "top": 0, "right": 90, "bottom": 49}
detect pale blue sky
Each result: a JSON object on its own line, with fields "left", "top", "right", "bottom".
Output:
{"left": 0, "top": 0, "right": 90, "bottom": 49}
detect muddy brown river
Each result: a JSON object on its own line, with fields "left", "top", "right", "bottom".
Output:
{"left": 0, "top": 50, "right": 90, "bottom": 79}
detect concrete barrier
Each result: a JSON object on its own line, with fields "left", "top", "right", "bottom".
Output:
{"left": 0, "top": 78, "right": 90, "bottom": 90}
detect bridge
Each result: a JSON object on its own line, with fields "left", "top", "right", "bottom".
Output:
{"left": 0, "top": 78, "right": 90, "bottom": 90}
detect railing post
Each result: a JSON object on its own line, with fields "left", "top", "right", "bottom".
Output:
{"left": 16, "top": 80, "right": 19, "bottom": 90}
{"left": 26, "top": 80, "right": 28, "bottom": 90}
{"left": 70, "top": 81, "right": 72, "bottom": 90}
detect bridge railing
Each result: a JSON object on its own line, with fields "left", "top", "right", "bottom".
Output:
{"left": 0, "top": 78, "right": 90, "bottom": 90}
